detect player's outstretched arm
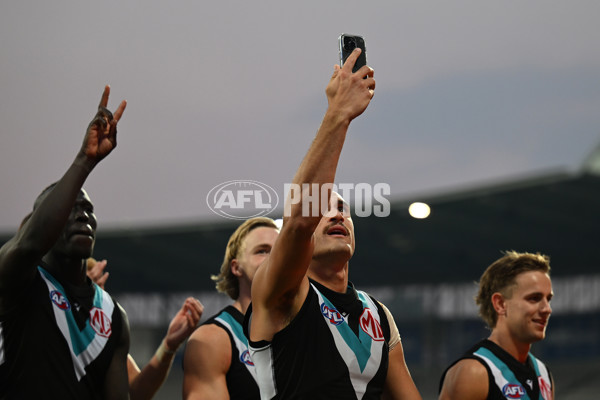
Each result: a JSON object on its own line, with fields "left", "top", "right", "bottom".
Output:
{"left": 0, "top": 86, "right": 126, "bottom": 314}
{"left": 251, "top": 49, "right": 375, "bottom": 340}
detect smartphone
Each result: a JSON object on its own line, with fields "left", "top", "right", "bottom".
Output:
{"left": 338, "top": 34, "right": 367, "bottom": 73}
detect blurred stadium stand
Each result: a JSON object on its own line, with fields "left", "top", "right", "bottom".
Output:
{"left": 2, "top": 154, "right": 599, "bottom": 398}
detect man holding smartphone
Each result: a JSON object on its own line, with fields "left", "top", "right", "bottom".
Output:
{"left": 244, "top": 49, "right": 422, "bottom": 399}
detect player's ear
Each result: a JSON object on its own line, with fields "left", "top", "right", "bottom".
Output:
{"left": 231, "top": 259, "right": 242, "bottom": 277}
{"left": 491, "top": 292, "right": 507, "bottom": 317}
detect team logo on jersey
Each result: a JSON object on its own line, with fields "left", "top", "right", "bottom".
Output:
{"left": 50, "top": 290, "right": 71, "bottom": 310}
{"left": 502, "top": 383, "right": 525, "bottom": 399}
{"left": 538, "top": 377, "right": 552, "bottom": 400}
{"left": 320, "top": 303, "right": 344, "bottom": 325}
{"left": 89, "top": 307, "right": 112, "bottom": 338}
{"left": 359, "top": 308, "right": 384, "bottom": 341}
{"left": 240, "top": 350, "right": 254, "bottom": 366}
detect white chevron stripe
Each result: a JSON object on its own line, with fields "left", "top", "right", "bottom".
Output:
{"left": 39, "top": 269, "right": 114, "bottom": 381}
{"left": 313, "top": 284, "right": 384, "bottom": 400}
{"left": 215, "top": 315, "right": 258, "bottom": 382}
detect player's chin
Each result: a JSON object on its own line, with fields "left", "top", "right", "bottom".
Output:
{"left": 68, "top": 243, "right": 95, "bottom": 260}
{"left": 529, "top": 326, "right": 547, "bottom": 341}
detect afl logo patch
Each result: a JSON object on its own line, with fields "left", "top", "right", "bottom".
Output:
{"left": 50, "top": 290, "right": 70, "bottom": 310}
{"left": 502, "top": 383, "right": 525, "bottom": 399}
{"left": 89, "top": 307, "right": 112, "bottom": 338}
{"left": 359, "top": 308, "right": 384, "bottom": 341}
{"left": 240, "top": 350, "right": 254, "bottom": 366}
{"left": 320, "top": 303, "right": 344, "bottom": 326}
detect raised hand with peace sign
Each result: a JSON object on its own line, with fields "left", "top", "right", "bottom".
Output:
{"left": 81, "top": 85, "right": 127, "bottom": 165}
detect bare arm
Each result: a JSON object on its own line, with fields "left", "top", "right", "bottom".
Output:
{"left": 380, "top": 303, "right": 421, "bottom": 400}
{"left": 127, "top": 355, "right": 141, "bottom": 384}
{"left": 0, "top": 86, "right": 126, "bottom": 314}
{"left": 382, "top": 341, "right": 422, "bottom": 400}
{"left": 129, "top": 298, "right": 203, "bottom": 400}
{"left": 250, "top": 49, "right": 376, "bottom": 340}
{"left": 182, "top": 324, "right": 231, "bottom": 400}
{"left": 438, "top": 359, "right": 489, "bottom": 400}
{"left": 104, "top": 304, "right": 132, "bottom": 400}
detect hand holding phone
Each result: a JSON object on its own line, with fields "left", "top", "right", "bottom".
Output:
{"left": 338, "top": 34, "right": 367, "bottom": 73}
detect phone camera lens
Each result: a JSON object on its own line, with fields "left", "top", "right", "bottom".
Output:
{"left": 343, "top": 37, "right": 356, "bottom": 51}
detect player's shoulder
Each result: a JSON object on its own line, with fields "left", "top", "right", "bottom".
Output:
{"left": 190, "top": 322, "right": 231, "bottom": 346}
{"left": 184, "top": 321, "right": 233, "bottom": 376}
{"left": 440, "top": 358, "right": 488, "bottom": 400}
{"left": 448, "top": 358, "right": 488, "bottom": 378}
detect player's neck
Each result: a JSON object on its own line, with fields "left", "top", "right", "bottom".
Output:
{"left": 233, "top": 295, "right": 251, "bottom": 315}
{"left": 308, "top": 262, "right": 349, "bottom": 293}
{"left": 235, "top": 279, "right": 253, "bottom": 314}
{"left": 42, "top": 253, "right": 87, "bottom": 286}
{"left": 488, "top": 329, "right": 532, "bottom": 364}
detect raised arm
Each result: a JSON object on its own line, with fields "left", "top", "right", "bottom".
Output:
{"left": 0, "top": 86, "right": 126, "bottom": 314}
{"left": 250, "top": 48, "right": 375, "bottom": 339}
{"left": 130, "top": 298, "right": 203, "bottom": 400}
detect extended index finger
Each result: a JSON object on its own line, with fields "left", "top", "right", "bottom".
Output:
{"left": 99, "top": 85, "right": 110, "bottom": 109}
{"left": 342, "top": 48, "right": 361, "bottom": 72}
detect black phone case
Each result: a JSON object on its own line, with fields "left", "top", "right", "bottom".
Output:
{"left": 339, "top": 34, "right": 367, "bottom": 73}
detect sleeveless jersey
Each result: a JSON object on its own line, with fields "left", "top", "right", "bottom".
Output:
{"left": 0, "top": 266, "right": 123, "bottom": 399}
{"left": 245, "top": 280, "right": 391, "bottom": 400}
{"left": 439, "top": 339, "right": 553, "bottom": 400}
{"left": 201, "top": 305, "right": 260, "bottom": 399}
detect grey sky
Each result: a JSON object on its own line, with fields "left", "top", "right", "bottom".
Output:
{"left": 1, "top": 1, "right": 599, "bottom": 232}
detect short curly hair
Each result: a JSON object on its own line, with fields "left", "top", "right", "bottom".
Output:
{"left": 476, "top": 250, "right": 551, "bottom": 329}
{"left": 211, "top": 217, "right": 278, "bottom": 300}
